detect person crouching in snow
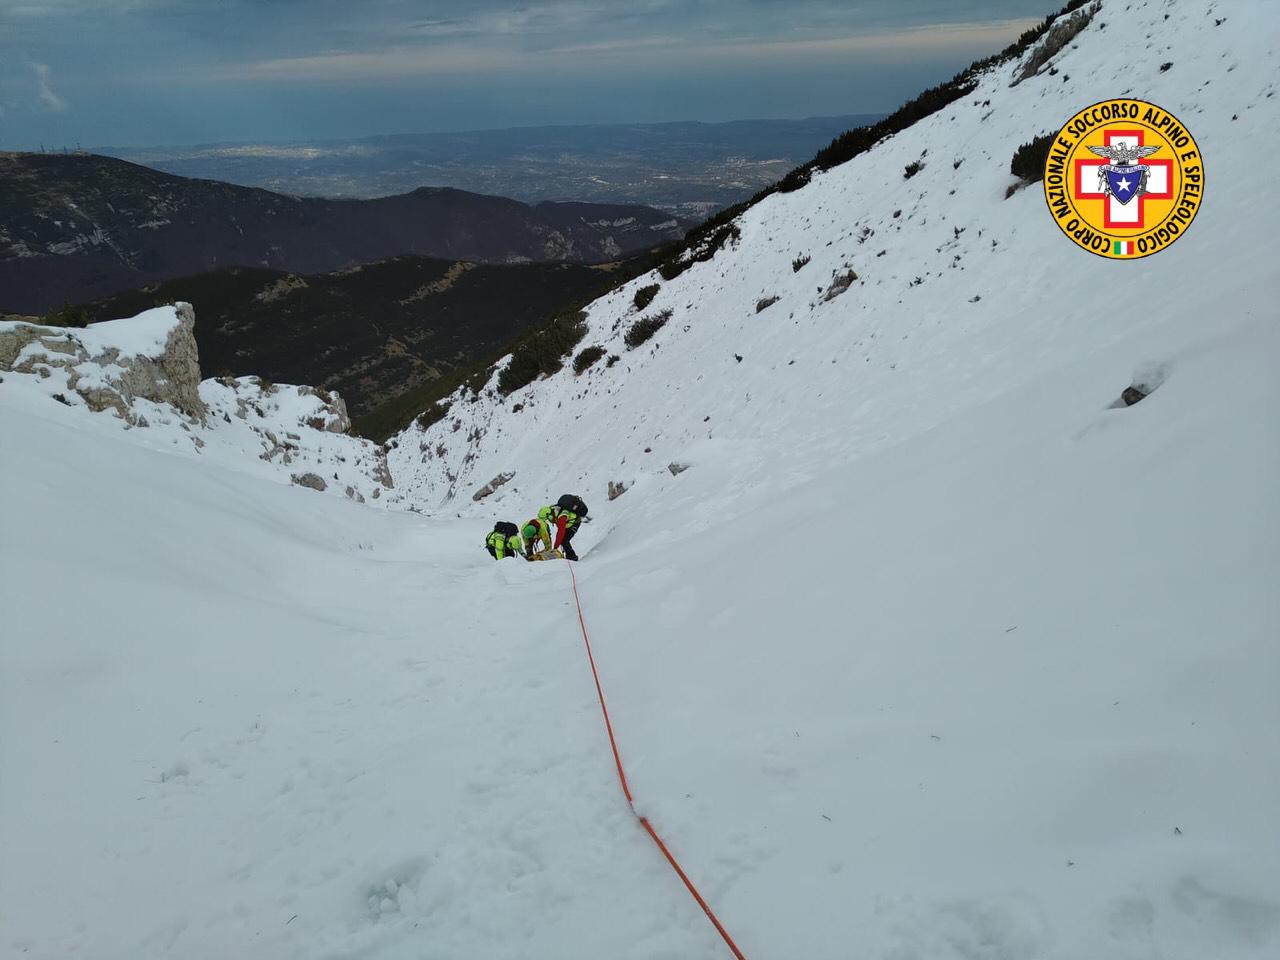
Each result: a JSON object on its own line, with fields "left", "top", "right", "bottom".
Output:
{"left": 485, "top": 521, "right": 523, "bottom": 560}
{"left": 521, "top": 516, "right": 554, "bottom": 560}
{"left": 538, "top": 494, "right": 588, "bottom": 561}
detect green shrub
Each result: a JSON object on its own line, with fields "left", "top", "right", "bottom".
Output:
{"left": 415, "top": 401, "right": 450, "bottom": 430}
{"left": 40, "top": 301, "right": 91, "bottom": 328}
{"left": 792, "top": 255, "right": 810, "bottom": 272}
{"left": 573, "top": 345, "right": 607, "bottom": 375}
{"left": 497, "top": 309, "right": 588, "bottom": 395}
{"left": 624, "top": 310, "right": 672, "bottom": 349}
{"left": 658, "top": 260, "right": 688, "bottom": 282}
{"left": 1010, "top": 133, "right": 1055, "bottom": 182}
{"left": 903, "top": 162, "right": 923, "bottom": 179}
{"left": 656, "top": 222, "right": 741, "bottom": 281}
{"left": 633, "top": 283, "right": 660, "bottom": 311}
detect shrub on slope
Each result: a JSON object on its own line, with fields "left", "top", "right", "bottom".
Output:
{"left": 573, "top": 345, "right": 607, "bottom": 375}
{"left": 624, "top": 310, "right": 672, "bottom": 349}
{"left": 497, "top": 310, "right": 589, "bottom": 395}
{"left": 1011, "top": 134, "right": 1057, "bottom": 182}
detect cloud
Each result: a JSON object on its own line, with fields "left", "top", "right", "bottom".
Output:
{"left": 33, "top": 62, "right": 67, "bottom": 111}
{"left": 212, "top": 16, "right": 1039, "bottom": 83}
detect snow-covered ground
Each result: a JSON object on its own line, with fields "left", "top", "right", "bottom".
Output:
{"left": 3, "top": 1, "right": 1279, "bottom": 958}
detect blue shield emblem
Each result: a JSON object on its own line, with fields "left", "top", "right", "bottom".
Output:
{"left": 1105, "top": 164, "right": 1142, "bottom": 205}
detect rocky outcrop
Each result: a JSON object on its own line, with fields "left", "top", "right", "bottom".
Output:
{"left": 298, "top": 386, "right": 351, "bottom": 434}
{"left": 0, "top": 303, "right": 206, "bottom": 422}
{"left": 471, "top": 471, "right": 514, "bottom": 502}
{"left": 291, "top": 472, "right": 327, "bottom": 492}
{"left": 1, "top": 302, "right": 397, "bottom": 505}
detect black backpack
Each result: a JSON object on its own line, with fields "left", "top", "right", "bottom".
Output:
{"left": 493, "top": 521, "right": 519, "bottom": 537}
{"left": 556, "top": 494, "right": 588, "bottom": 517}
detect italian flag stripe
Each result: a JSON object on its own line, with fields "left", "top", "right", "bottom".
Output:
{"left": 1113, "top": 240, "right": 1133, "bottom": 255}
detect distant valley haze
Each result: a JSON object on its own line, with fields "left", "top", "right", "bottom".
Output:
{"left": 96, "top": 117, "right": 889, "bottom": 216}
{"left": 2, "top": 1, "right": 1056, "bottom": 156}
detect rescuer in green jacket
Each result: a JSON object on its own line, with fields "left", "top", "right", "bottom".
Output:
{"left": 485, "top": 521, "right": 523, "bottom": 559}
{"left": 521, "top": 516, "right": 554, "bottom": 559}
{"left": 537, "top": 494, "right": 588, "bottom": 561}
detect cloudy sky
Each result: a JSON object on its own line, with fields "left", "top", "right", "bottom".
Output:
{"left": 0, "top": 0, "right": 1056, "bottom": 149}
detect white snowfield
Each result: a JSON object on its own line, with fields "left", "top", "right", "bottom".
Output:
{"left": 2, "top": 1, "right": 1279, "bottom": 958}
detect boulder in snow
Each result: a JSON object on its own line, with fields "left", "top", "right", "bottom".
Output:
{"left": 471, "top": 471, "right": 515, "bottom": 501}
{"left": 291, "top": 472, "right": 327, "bottom": 492}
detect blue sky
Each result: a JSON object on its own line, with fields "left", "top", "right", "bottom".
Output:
{"left": 0, "top": 1, "right": 1057, "bottom": 149}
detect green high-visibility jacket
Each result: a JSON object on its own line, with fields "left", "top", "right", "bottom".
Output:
{"left": 485, "top": 531, "right": 522, "bottom": 559}
{"left": 523, "top": 517, "right": 553, "bottom": 553}
{"left": 538, "top": 505, "right": 581, "bottom": 536}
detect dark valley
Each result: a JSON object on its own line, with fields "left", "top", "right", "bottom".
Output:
{"left": 0, "top": 153, "right": 684, "bottom": 313}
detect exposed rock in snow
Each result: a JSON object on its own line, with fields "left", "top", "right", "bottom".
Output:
{"left": 820, "top": 268, "right": 858, "bottom": 302}
{"left": 471, "top": 471, "right": 515, "bottom": 501}
{"left": 0, "top": 303, "right": 205, "bottom": 422}
{"left": 291, "top": 471, "right": 327, "bottom": 492}
{"left": 0, "top": 303, "right": 394, "bottom": 503}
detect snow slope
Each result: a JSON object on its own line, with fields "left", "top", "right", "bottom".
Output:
{"left": 3, "top": 1, "right": 1279, "bottom": 958}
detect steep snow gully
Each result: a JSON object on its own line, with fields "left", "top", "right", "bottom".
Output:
{"left": 2, "top": 1, "right": 1279, "bottom": 959}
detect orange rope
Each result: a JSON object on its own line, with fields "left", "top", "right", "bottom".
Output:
{"left": 565, "top": 559, "right": 750, "bottom": 960}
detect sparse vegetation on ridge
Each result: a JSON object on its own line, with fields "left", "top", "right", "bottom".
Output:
{"left": 1010, "top": 134, "right": 1056, "bottom": 182}
{"left": 573, "top": 345, "right": 607, "bottom": 375}
{"left": 496, "top": 310, "right": 589, "bottom": 395}
{"left": 637, "top": 0, "right": 1093, "bottom": 290}
{"left": 632, "top": 284, "right": 660, "bottom": 311}
{"left": 624, "top": 310, "right": 672, "bottom": 349}
{"left": 40, "top": 302, "right": 92, "bottom": 328}
{"left": 397, "top": 0, "right": 1097, "bottom": 438}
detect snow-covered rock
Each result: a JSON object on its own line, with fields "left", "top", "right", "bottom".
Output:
{"left": 0, "top": 303, "right": 393, "bottom": 503}
{"left": 0, "top": 304, "right": 205, "bottom": 421}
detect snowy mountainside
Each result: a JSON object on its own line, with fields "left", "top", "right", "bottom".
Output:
{"left": 0, "top": 305, "right": 392, "bottom": 503}
{"left": 2, "top": 1, "right": 1278, "bottom": 959}
{"left": 390, "top": 0, "right": 1279, "bottom": 524}
{"left": 3, "top": 284, "right": 1277, "bottom": 959}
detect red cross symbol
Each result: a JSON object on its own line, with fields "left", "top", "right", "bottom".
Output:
{"left": 1074, "top": 129, "right": 1174, "bottom": 229}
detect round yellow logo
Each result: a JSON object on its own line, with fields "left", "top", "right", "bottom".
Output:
{"left": 1043, "top": 99, "right": 1204, "bottom": 259}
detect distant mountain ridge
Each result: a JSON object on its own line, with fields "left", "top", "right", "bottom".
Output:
{"left": 0, "top": 153, "right": 685, "bottom": 313}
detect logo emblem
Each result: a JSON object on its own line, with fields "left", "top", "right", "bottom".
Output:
{"left": 1043, "top": 99, "right": 1204, "bottom": 259}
